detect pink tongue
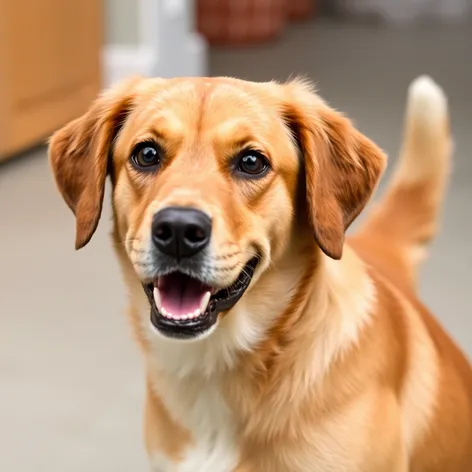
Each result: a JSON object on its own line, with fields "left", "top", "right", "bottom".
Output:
{"left": 157, "top": 273, "right": 211, "bottom": 316}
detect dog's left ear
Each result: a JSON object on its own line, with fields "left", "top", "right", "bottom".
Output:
{"left": 49, "top": 76, "right": 142, "bottom": 250}
{"left": 282, "top": 80, "right": 387, "bottom": 259}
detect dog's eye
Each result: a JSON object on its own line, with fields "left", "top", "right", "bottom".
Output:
{"left": 131, "top": 143, "right": 161, "bottom": 170}
{"left": 237, "top": 151, "right": 269, "bottom": 177}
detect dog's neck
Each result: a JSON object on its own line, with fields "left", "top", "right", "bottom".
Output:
{"left": 213, "top": 242, "right": 376, "bottom": 444}
{"left": 229, "top": 241, "right": 375, "bottom": 382}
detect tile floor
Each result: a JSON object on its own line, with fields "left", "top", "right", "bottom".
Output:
{"left": 1, "top": 19, "right": 471, "bottom": 472}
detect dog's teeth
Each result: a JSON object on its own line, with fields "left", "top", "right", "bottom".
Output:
{"left": 181, "top": 314, "right": 188, "bottom": 320}
{"left": 193, "top": 309, "right": 200, "bottom": 317}
{"left": 199, "top": 291, "right": 211, "bottom": 314}
{"left": 153, "top": 287, "right": 162, "bottom": 310}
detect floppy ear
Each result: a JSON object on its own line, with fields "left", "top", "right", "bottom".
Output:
{"left": 282, "top": 80, "right": 387, "bottom": 259}
{"left": 49, "top": 77, "right": 142, "bottom": 249}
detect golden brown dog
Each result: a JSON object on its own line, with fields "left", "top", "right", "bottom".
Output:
{"left": 49, "top": 75, "right": 472, "bottom": 471}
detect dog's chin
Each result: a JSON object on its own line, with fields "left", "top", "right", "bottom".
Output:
{"left": 142, "top": 257, "right": 259, "bottom": 341}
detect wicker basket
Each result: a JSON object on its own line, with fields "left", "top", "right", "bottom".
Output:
{"left": 287, "top": 0, "right": 315, "bottom": 20}
{"left": 197, "top": 0, "right": 286, "bottom": 46}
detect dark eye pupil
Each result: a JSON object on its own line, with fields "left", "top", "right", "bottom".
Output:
{"left": 133, "top": 144, "right": 160, "bottom": 168}
{"left": 142, "top": 147, "right": 156, "bottom": 163}
{"left": 239, "top": 153, "right": 266, "bottom": 175}
{"left": 243, "top": 155, "right": 258, "bottom": 168}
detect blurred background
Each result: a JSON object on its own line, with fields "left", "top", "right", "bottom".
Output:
{"left": 1, "top": 0, "right": 471, "bottom": 470}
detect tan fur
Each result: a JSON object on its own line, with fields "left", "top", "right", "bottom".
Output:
{"left": 49, "top": 75, "right": 472, "bottom": 471}
{"left": 350, "top": 77, "right": 453, "bottom": 286}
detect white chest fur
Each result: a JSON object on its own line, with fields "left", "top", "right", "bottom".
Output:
{"left": 149, "top": 373, "right": 239, "bottom": 472}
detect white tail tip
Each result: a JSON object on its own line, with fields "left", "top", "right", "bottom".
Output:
{"left": 407, "top": 75, "right": 448, "bottom": 121}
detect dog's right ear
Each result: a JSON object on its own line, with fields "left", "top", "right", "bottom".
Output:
{"left": 49, "top": 77, "right": 142, "bottom": 250}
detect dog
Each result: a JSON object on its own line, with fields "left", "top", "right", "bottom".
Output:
{"left": 49, "top": 75, "right": 472, "bottom": 471}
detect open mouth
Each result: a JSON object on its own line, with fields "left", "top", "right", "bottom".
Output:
{"left": 143, "top": 257, "right": 259, "bottom": 339}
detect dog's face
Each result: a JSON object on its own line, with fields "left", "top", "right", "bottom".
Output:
{"left": 49, "top": 77, "right": 385, "bottom": 342}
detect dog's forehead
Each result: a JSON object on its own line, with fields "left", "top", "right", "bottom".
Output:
{"left": 132, "top": 78, "right": 280, "bottom": 133}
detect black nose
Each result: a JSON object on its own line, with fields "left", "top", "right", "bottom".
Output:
{"left": 152, "top": 207, "right": 212, "bottom": 259}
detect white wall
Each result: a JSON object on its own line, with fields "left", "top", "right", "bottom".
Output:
{"left": 105, "top": 0, "right": 140, "bottom": 45}
{"left": 103, "top": 0, "right": 207, "bottom": 86}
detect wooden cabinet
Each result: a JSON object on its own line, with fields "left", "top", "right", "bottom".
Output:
{"left": 0, "top": 0, "right": 103, "bottom": 160}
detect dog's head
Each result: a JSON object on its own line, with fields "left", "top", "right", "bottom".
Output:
{"left": 49, "top": 77, "right": 385, "bottom": 343}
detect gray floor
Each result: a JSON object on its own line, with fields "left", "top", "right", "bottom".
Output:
{"left": 1, "top": 20, "right": 471, "bottom": 472}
